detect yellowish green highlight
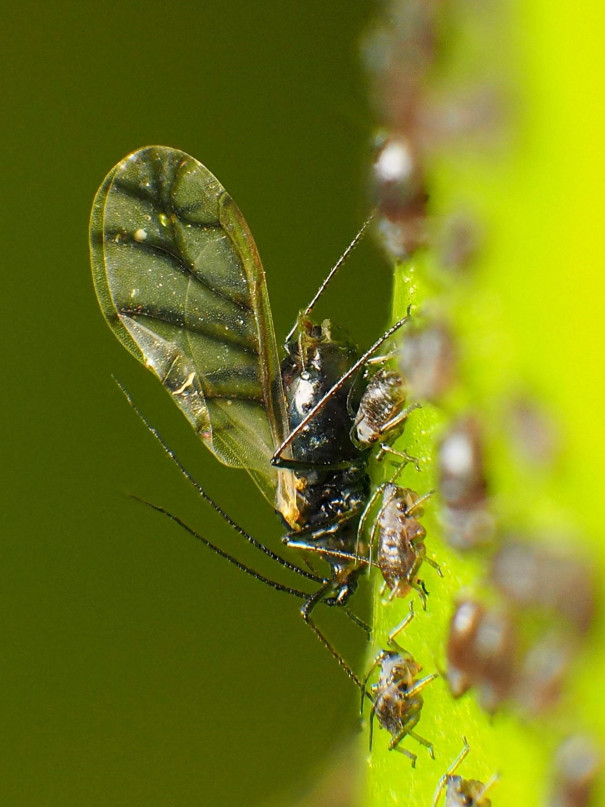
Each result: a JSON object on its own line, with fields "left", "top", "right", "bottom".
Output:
{"left": 363, "top": 0, "right": 605, "bottom": 804}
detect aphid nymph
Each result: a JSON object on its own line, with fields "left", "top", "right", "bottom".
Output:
{"left": 438, "top": 416, "right": 494, "bottom": 550}
{"left": 363, "top": 604, "right": 437, "bottom": 766}
{"left": 446, "top": 598, "right": 517, "bottom": 713}
{"left": 360, "top": 480, "right": 440, "bottom": 608}
{"left": 353, "top": 365, "right": 419, "bottom": 451}
{"left": 548, "top": 735, "right": 601, "bottom": 807}
{"left": 432, "top": 739, "right": 496, "bottom": 807}
{"left": 399, "top": 319, "right": 457, "bottom": 403}
{"left": 490, "top": 537, "right": 595, "bottom": 635}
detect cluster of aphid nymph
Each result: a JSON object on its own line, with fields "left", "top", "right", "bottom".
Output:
{"left": 356, "top": 0, "right": 602, "bottom": 802}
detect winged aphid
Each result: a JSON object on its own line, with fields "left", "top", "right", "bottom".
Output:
{"left": 90, "top": 145, "right": 413, "bottom": 688}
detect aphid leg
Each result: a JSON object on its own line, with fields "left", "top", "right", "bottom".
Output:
{"left": 287, "top": 538, "right": 373, "bottom": 633}
{"left": 284, "top": 513, "right": 379, "bottom": 572}
{"left": 284, "top": 534, "right": 377, "bottom": 572}
{"left": 405, "top": 546, "right": 427, "bottom": 588}
{"left": 404, "top": 489, "right": 435, "bottom": 516}
{"left": 285, "top": 211, "right": 376, "bottom": 346}
{"left": 387, "top": 601, "right": 415, "bottom": 650}
{"left": 283, "top": 502, "right": 363, "bottom": 547}
{"left": 376, "top": 443, "right": 421, "bottom": 471}
{"left": 387, "top": 581, "right": 402, "bottom": 603}
{"left": 424, "top": 556, "right": 444, "bottom": 577}
{"left": 284, "top": 540, "right": 368, "bottom": 565}
{"left": 357, "top": 481, "right": 389, "bottom": 563}
{"left": 362, "top": 652, "right": 387, "bottom": 713}
{"left": 300, "top": 583, "right": 364, "bottom": 690}
{"left": 406, "top": 672, "right": 439, "bottom": 699}
{"left": 378, "top": 402, "right": 422, "bottom": 438}
{"left": 475, "top": 772, "right": 499, "bottom": 802}
{"left": 388, "top": 714, "right": 423, "bottom": 765}
{"left": 369, "top": 700, "right": 377, "bottom": 751}
{"left": 115, "top": 379, "right": 324, "bottom": 583}
{"left": 386, "top": 694, "right": 434, "bottom": 761}
{"left": 408, "top": 575, "right": 428, "bottom": 609}
{"left": 432, "top": 738, "right": 470, "bottom": 807}
{"left": 408, "top": 730, "right": 435, "bottom": 760}
{"left": 282, "top": 528, "right": 374, "bottom": 639}
{"left": 284, "top": 504, "right": 378, "bottom": 598}
{"left": 364, "top": 349, "right": 399, "bottom": 366}
{"left": 395, "top": 746, "right": 418, "bottom": 767}
{"left": 366, "top": 511, "right": 382, "bottom": 572}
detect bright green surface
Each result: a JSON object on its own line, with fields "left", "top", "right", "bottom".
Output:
{"left": 365, "top": 0, "right": 605, "bottom": 805}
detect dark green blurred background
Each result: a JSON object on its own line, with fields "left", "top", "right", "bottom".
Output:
{"left": 3, "top": 2, "right": 391, "bottom": 804}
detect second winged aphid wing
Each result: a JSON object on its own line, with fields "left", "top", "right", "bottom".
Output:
{"left": 89, "top": 146, "right": 289, "bottom": 506}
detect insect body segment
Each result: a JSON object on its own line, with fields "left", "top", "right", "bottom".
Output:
{"left": 363, "top": 605, "right": 437, "bottom": 766}
{"left": 280, "top": 316, "right": 371, "bottom": 612}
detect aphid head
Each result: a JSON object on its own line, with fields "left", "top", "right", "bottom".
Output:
{"left": 286, "top": 315, "right": 357, "bottom": 364}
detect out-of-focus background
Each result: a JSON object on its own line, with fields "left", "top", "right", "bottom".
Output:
{"left": 2, "top": 3, "right": 390, "bottom": 805}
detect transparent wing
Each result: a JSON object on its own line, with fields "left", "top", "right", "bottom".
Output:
{"left": 90, "top": 145, "right": 288, "bottom": 503}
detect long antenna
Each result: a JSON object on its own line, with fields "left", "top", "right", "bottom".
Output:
{"left": 273, "top": 308, "right": 411, "bottom": 465}
{"left": 114, "top": 379, "right": 370, "bottom": 633}
{"left": 285, "top": 210, "right": 375, "bottom": 344}
{"left": 114, "top": 377, "right": 323, "bottom": 584}
{"left": 301, "top": 582, "right": 365, "bottom": 690}
{"left": 132, "top": 497, "right": 313, "bottom": 599}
